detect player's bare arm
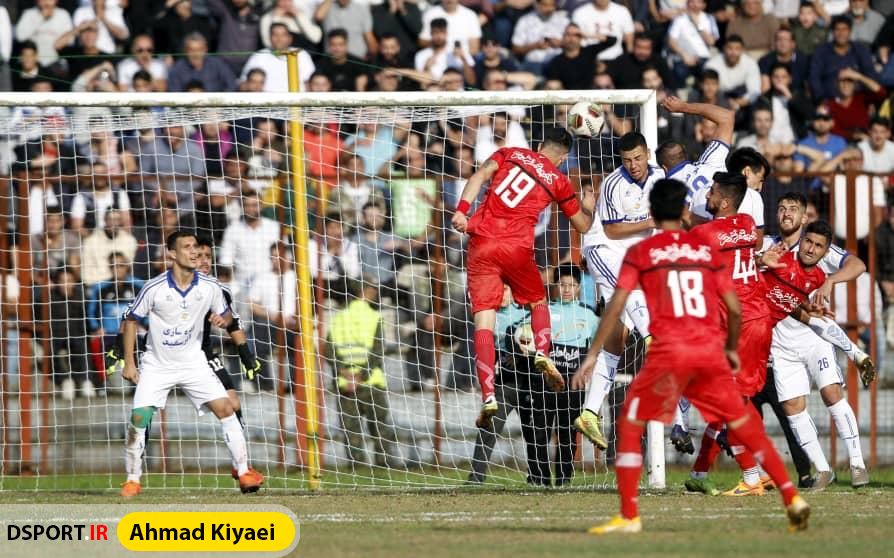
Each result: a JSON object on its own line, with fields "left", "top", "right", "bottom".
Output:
{"left": 122, "top": 318, "right": 140, "bottom": 384}
{"left": 815, "top": 254, "right": 866, "bottom": 306}
{"left": 208, "top": 312, "right": 233, "bottom": 329}
{"left": 568, "top": 185, "right": 596, "bottom": 233}
{"left": 571, "top": 286, "right": 631, "bottom": 390}
{"left": 719, "top": 289, "right": 741, "bottom": 373}
{"left": 756, "top": 243, "right": 787, "bottom": 269}
{"left": 603, "top": 218, "right": 655, "bottom": 240}
{"left": 661, "top": 96, "right": 735, "bottom": 145}
{"left": 451, "top": 159, "right": 499, "bottom": 232}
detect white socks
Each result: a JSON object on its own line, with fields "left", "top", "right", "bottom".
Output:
{"left": 125, "top": 424, "right": 146, "bottom": 483}
{"left": 788, "top": 410, "right": 831, "bottom": 472}
{"left": 626, "top": 290, "right": 651, "bottom": 338}
{"left": 828, "top": 399, "right": 865, "bottom": 468}
{"left": 584, "top": 351, "right": 620, "bottom": 415}
{"left": 221, "top": 414, "right": 249, "bottom": 477}
{"left": 807, "top": 316, "right": 869, "bottom": 363}
{"left": 674, "top": 398, "right": 691, "bottom": 432}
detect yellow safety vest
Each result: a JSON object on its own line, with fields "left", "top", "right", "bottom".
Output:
{"left": 329, "top": 300, "right": 385, "bottom": 389}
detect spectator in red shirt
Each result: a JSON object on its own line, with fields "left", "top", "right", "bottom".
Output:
{"left": 824, "top": 67, "right": 887, "bottom": 141}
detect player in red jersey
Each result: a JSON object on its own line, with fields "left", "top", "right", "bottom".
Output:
{"left": 452, "top": 127, "right": 595, "bottom": 425}
{"left": 573, "top": 178, "right": 809, "bottom": 535}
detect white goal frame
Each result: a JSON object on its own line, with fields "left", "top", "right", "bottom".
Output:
{"left": 0, "top": 89, "right": 665, "bottom": 489}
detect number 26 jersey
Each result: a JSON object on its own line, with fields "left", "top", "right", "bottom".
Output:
{"left": 467, "top": 147, "right": 580, "bottom": 247}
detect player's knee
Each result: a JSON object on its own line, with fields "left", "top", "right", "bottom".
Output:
{"left": 211, "top": 397, "right": 235, "bottom": 419}
{"left": 130, "top": 407, "right": 155, "bottom": 429}
{"left": 228, "top": 391, "right": 241, "bottom": 412}
{"left": 820, "top": 383, "right": 843, "bottom": 406}
{"left": 781, "top": 396, "right": 806, "bottom": 415}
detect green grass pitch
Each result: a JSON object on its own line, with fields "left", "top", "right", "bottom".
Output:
{"left": 1, "top": 467, "right": 892, "bottom": 557}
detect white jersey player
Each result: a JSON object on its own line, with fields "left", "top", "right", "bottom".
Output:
{"left": 119, "top": 230, "right": 264, "bottom": 498}
{"left": 765, "top": 193, "right": 874, "bottom": 488}
{"left": 575, "top": 132, "right": 664, "bottom": 449}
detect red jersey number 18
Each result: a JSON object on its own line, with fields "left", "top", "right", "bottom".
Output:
{"left": 494, "top": 166, "right": 537, "bottom": 208}
{"left": 667, "top": 270, "right": 707, "bottom": 318}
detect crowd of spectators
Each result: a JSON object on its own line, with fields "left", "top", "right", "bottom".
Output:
{"left": 1, "top": 0, "right": 894, "bottom": 408}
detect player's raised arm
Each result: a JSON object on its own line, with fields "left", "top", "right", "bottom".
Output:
{"left": 661, "top": 96, "right": 735, "bottom": 146}
{"left": 451, "top": 158, "right": 500, "bottom": 232}
{"left": 568, "top": 181, "right": 596, "bottom": 233}
{"left": 814, "top": 253, "right": 866, "bottom": 306}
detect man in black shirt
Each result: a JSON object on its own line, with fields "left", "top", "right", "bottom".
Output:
{"left": 314, "top": 28, "right": 371, "bottom": 91}
{"left": 372, "top": 0, "right": 423, "bottom": 59}
{"left": 610, "top": 32, "right": 676, "bottom": 90}
{"left": 545, "top": 23, "right": 616, "bottom": 90}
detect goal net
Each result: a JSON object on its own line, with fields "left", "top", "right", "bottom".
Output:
{"left": 0, "top": 90, "right": 663, "bottom": 491}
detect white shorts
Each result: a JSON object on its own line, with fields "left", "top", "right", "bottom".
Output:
{"left": 584, "top": 244, "right": 649, "bottom": 336}
{"left": 773, "top": 341, "right": 844, "bottom": 402}
{"left": 132, "top": 364, "right": 229, "bottom": 413}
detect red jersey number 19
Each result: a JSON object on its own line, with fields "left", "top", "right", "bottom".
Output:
{"left": 493, "top": 166, "right": 537, "bottom": 208}
{"left": 667, "top": 270, "right": 707, "bottom": 318}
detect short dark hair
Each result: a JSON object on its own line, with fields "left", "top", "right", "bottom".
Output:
{"left": 777, "top": 191, "right": 808, "bottom": 209}
{"left": 830, "top": 15, "right": 852, "bottom": 29}
{"left": 633, "top": 32, "right": 652, "bottom": 44}
{"left": 107, "top": 251, "right": 128, "bottom": 265}
{"left": 726, "top": 34, "right": 745, "bottom": 46}
{"left": 166, "top": 229, "right": 197, "bottom": 251}
{"left": 701, "top": 69, "right": 720, "bottom": 82}
{"left": 327, "top": 28, "right": 348, "bottom": 42}
{"left": 542, "top": 126, "right": 573, "bottom": 152}
{"left": 19, "top": 40, "right": 38, "bottom": 53}
{"left": 554, "top": 263, "right": 582, "bottom": 284}
{"left": 712, "top": 171, "right": 748, "bottom": 208}
{"left": 727, "top": 147, "right": 770, "bottom": 179}
{"left": 132, "top": 69, "right": 152, "bottom": 83}
{"left": 768, "top": 62, "right": 790, "bottom": 75}
{"left": 799, "top": 1, "right": 816, "bottom": 10}
{"left": 656, "top": 140, "right": 688, "bottom": 170}
{"left": 246, "top": 67, "right": 266, "bottom": 80}
{"left": 46, "top": 204, "right": 64, "bottom": 216}
{"left": 269, "top": 22, "right": 291, "bottom": 36}
{"left": 649, "top": 179, "right": 689, "bottom": 222}
{"left": 430, "top": 17, "right": 448, "bottom": 31}
{"left": 619, "top": 132, "right": 648, "bottom": 153}
{"left": 870, "top": 117, "right": 891, "bottom": 130}
{"left": 195, "top": 234, "right": 214, "bottom": 250}
{"left": 804, "top": 220, "right": 833, "bottom": 244}
{"left": 184, "top": 79, "right": 205, "bottom": 91}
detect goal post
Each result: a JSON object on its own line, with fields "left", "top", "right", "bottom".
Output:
{"left": 0, "top": 89, "right": 667, "bottom": 490}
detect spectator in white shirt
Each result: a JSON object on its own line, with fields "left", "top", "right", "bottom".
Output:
{"left": 705, "top": 34, "right": 762, "bottom": 113}
{"left": 219, "top": 191, "right": 283, "bottom": 289}
{"left": 248, "top": 241, "right": 297, "bottom": 391}
{"left": 667, "top": 0, "right": 718, "bottom": 81}
{"left": 419, "top": 0, "right": 483, "bottom": 55}
{"left": 14, "top": 0, "right": 74, "bottom": 66}
{"left": 571, "top": 0, "right": 634, "bottom": 61}
{"left": 308, "top": 216, "right": 361, "bottom": 304}
{"left": 73, "top": 0, "right": 129, "bottom": 54}
{"left": 117, "top": 34, "right": 167, "bottom": 92}
{"left": 858, "top": 117, "right": 894, "bottom": 173}
{"left": 414, "top": 17, "right": 475, "bottom": 83}
{"left": 260, "top": 0, "right": 322, "bottom": 49}
{"left": 511, "top": 0, "right": 569, "bottom": 73}
{"left": 69, "top": 162, "right": 132, "bottom": 235}
{"left": 240, "top": 22, "right": 316, "bottom": 92}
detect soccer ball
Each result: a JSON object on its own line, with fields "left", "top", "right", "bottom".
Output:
{"left": 566, "top": 101, "right": 605, "bottom": 137}
{"left": 513, "top": 323, "right": 536, "bottom": 355}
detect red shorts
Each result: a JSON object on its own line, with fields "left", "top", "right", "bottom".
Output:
{"left": 735, "top": 317, "right": 774, "bottom": 398}
{"left": 467, "top": 236, "right": 545, "bottom": 313}
{"left": 621, "top": 339, "right": 748, "bottom": 425}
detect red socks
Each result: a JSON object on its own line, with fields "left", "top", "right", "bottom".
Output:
{"left": 474, "top": 329, "right": 496, "bottom": 401}
{"left": 616, "top": 418, "right": 646, "bottom": 519}
{"left": 730, "top": 406, "right": 798, "bottom": 506}
{"left": 692, "top": 422, "right": 724, "bottom": 474}
{"left": 530, "top": 303, "right": 551, "bottom": 355}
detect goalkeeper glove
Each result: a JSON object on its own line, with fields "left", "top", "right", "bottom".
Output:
{"left": 104, "top": 345, "right": 125, "bottom": 376}
{"left": 238, "top": 344, "right": 261, "bottom": 380}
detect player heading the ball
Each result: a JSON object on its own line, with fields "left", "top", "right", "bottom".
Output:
{"left": 452, "top": 126, "right": 596, "bottom": 427}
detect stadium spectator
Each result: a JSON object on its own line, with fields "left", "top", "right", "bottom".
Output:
{"left": 207, "top": 0, "right": 261, "bottom": 74}
{"left": 219, "top": 191, "right": 282, "bottom": 289}
{"left": 80, "top": 208, "right": 138, "bottom": 286}
{"left": 511, "top": 0, "right": 569, "bottom": 75}
{"left": 117, "top": 35, "right": 167, "bottom": 92}
{"left": 808, "top": 15, "right": 878, "bottom": 101}
{"left": 14, "top": 0, "right": 74, "bottom": 66}
{"left": 70, "top": 162, "right": 132, "bottom": 236}
{"left": 643, "top": 66, "right": 683, "bottom": 144}
{"left": 315, "top": 0, "right": 376, "bottom": 59}
{"left": 239, "top": 67, "right": 266, "bottom": 92}
{"left": 309, "top": 216, "right": 361, "bottom": 304}
{"left": 131, "top": 124, "right": 207, "bottom": 211}
{"left": 420, "top": 0, "right": 483, "bottom": 55}
{"left": 47, "top": 268, "right": 90, "bottom": 401}
{"left": 314, "top": 28, "right": 370, "bottom": 92}
{"left": 248, "top": 242, "right": 297, "bottom": 392}
{"left": 10, "top": 41, "right": 49, "bottom": 92}
{"left": 791, "top": 1, "right": 827, "bottom": 57}
{"left": 241, "top": 22, "right": 315, "bottom": 92}
{"left": 246, "top": 119, "right": 287, "bottom": 179}
{"left": 544, "top": 23, "right": 616, "bottom": 90}
{"left": 572, "top": 0, "right": 634, "bottom": 61}
{"left": 54, "top": 20, "right": 115, "bottom": 84}
{"left": 758, "top": 63, "right": 813, "bottom": 143}
{"left": 372, "top": 0, "right": 423, "bottom": 58}
{"left": 758, "top": 28, "right": 809, "bottom": 96}
{"left": 78, "top": 129, "right": 137, "bottom": 176}
{"left": 823, "top": 67, "right": 887, "bottom": 141}
{"left": 414, "top": 17, "right": 476, "bottom": 83}
{"left": 260, "top": 0, "right": 322, "bottom": 50}
{"left": 736, "top": 105, "right": 789, "bottom": 159}
{"left": 325, "top": 280, "right": 401, "bottom": 468}
{"left": 131, "top": 70, "right": 159, "bottom": 93}
{"left": 346, "top": 120, "right": 403, "bottom": 178}
{"left": 72, "top": 0, "right": 130, "bottom": 54}
{"left": 474, "top": 36, "right": 525, "bottom": 89}
{"left": 858, "top": 117, "right": 894, "bottom": 173}
{"left": 725, "top": 0, "right": 778, "bottom": 59}
{"left": 474, "top": 111, "right": 530, "bottom": 164}
{"left": 328, "top": 152, "right": 379, "bottom": 228}
{"left": 191, "top": 119, "right": 235, "bottom": 178}
{"left": 795, "top": 105, "right": 849, "bottom": 168}
{"left": 704, "top": 35, "right": 761, "bottom": 115}
{"left": 33, "top": 205, "right": 82, "bottom": 278}
{"left": 167, "top": 33, "right": 237, "bottom": 92}
{"left": 371, "top": 32, "right": 415, "bottom": 71}
{"left": 666, "top": 0, "right": 718, "bottom": 83}
{"left": 133, "top": 203, "right": 181, "bottom": 280}
{"left": 13, "top": 128, "right": 77, "bottom": 178}
{"left": 849, "top": 0, "right": 886, "bottom": 44}
{"left": 303, "top": 121, "right": 344, "bottom": 187}
{"left": 152, "top": 0, "right": 215, "bottom": 57}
